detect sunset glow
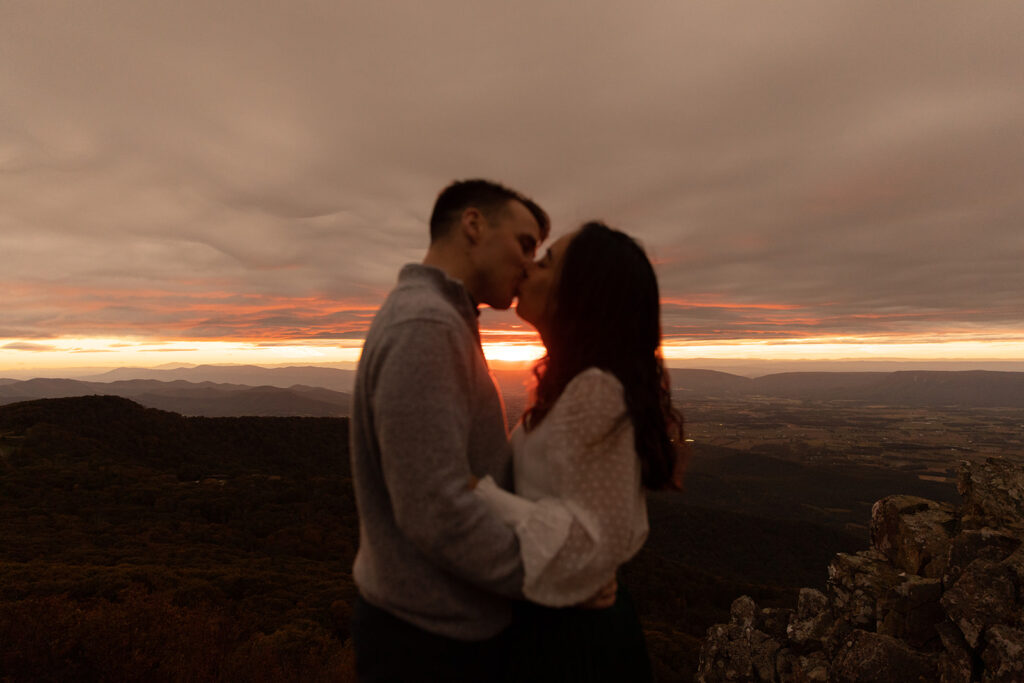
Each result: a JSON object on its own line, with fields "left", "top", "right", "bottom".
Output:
{"left": 658, "top": 337, "right": 1024, "bottom": 362}
{"left": 3, "top": 333, "right": 1024, "bottom": 376}
{"left": 0, "top": 338, "right": 365, "bottom": 372}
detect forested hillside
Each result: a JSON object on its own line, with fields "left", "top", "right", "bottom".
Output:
{"left": 0, "top": 396, "right": 885, "bottom": 681}
{"left": 0, "top": 397, "right": 357, "bottom": 681}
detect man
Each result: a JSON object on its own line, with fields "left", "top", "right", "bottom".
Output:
{"left": 349, "top": 179, "right": 549, "bottom": 682}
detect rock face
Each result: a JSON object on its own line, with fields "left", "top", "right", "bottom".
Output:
{"left": 696, "top": 458, "right": 1024, "bottom": 683}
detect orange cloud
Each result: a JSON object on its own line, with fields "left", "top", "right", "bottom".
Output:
{"left": 661, "top": 297, "right": 801, "bottom": 311}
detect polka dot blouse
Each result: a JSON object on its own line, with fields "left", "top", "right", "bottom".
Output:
{"left": 475, "top": 367, "right": 649, "bottom": 607}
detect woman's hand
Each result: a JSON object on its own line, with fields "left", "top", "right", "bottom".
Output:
{"left": 576, "top": 576, "right": 617, "bottom": 609}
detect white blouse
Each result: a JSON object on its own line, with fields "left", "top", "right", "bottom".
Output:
{"left": 475, "top": 367, "right": 649, "bottom": 607}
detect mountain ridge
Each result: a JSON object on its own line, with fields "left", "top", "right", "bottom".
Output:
{"left": 0, "top": 377, "right": 350, "bottom": 417}
{"left": 671, "top": 369, "right": 1024, "bottom": 407}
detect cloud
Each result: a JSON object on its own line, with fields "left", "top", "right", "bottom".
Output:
{"left": 2, "top": 342, "right": 57, "bottom": 352}
{"left": 1, "top": 2, "right": 1022, "bottom": 345}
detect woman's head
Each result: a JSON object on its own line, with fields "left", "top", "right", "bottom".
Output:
{"left": 520, "top": 221, "right": 684, "bottom": 490}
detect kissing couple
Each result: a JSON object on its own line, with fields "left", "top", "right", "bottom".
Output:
{"left": 349, "top": 179, "right": 683, "bottom": 682}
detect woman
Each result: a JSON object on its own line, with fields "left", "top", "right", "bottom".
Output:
{"left": 475, "top": 221, "right": 684, "bottom": 681}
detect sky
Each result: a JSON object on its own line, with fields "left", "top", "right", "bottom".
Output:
{"left": 2, "top": 1, "right": 1023, "bottom": 373}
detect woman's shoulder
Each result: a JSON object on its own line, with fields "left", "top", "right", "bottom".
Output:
{"left": 564, "top": 366, "right": 623, "bottom": 396}
{"left": 551, "top": 368, "right": 633, "bottom": 462}
{"left": 557, "top": 367, "right": 625, "bottom": 417}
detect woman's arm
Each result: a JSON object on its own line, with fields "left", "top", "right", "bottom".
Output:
{"left": 475, "top": 368, "right": 647, "bottom": 607}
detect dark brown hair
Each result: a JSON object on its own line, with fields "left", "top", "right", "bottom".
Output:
{"left": 524, "top": 221, "right": 684, "bottom": 490}
{"left": 429, "top": 179, "right": 550, "bottom": 243}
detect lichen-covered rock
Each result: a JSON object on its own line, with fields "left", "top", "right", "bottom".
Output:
{"left": 775, "top": 648, "right": 829, "bottom": 682}
{"left": 730, "top": 594, "right": 757, "bottom": 631}
{"left": 1000, "top": 545, "right": 1024, "bottom": 586}
{"left": 696, "top": 458, "right": 1024, "bottom": 683}
{"left": 696, "top": 618, "right": 780, "bottom": 683}
{"left": 786, "top": 588, "right": 832, "bottom": 649}
{"left": 981, "top": 624, "right": 1024, "bottom": 683}
{"left": 828, "top": 549, "right": 902, "bottom": 627}
{"left": 697, "top": 597, "right": 783, "bottom": 683}
{"left": 831, "top": 630, "right": 938, "bottom": 682}
{"left": 697, "top": 624, "right": 744, "bottom": 682}
{"left": 944, "top": 527, "right": 1022, "bottom": 587}
{"left": 935, "top": 620, "right": 973, "bottom": 683}
{"left": 936, "top": 651, "right": 973, "bottom": 683}
{"left": 757, "top": 607, "right": 793, "bottom": 642}
{"left": 941, "top": 558, "right": 1018, "bottom": 648}
{"left": 748, "top": 631, "right": 780, "bottom": 682}
{"left": 872, "top": 494, "right": 957, "bottom": 577}
{"left": 958, "top": 458, "right": 1024, "bottom": 531}
{"left": 876, "top": 574, "right": 943, "bottom": 648}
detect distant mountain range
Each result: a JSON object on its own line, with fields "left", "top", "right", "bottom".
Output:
{"left": 670, "top": 369, "right": 1024, "bottom": 408}
{"left": 0, "top": 377, "right": 349, "bottom": 417}
{"left": 1, "top": 366, "right": 1022, "bottom": 415}
{"left": 79, "top": 364, "right": 357, "bottom": 392}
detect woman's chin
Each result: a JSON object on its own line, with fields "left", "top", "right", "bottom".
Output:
{"left": 513, "top": 302, "right": 532, "bottom": 325}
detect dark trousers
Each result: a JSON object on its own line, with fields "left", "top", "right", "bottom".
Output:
{"left": 351, "top": 595, "right": 512, "bottom": 683}
{"left": 505, "top": 582, "right": 653, "bottom": 683}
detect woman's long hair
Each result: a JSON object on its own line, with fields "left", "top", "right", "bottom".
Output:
{"left": 523, "top": 221, "right": 685, "bottom": 490}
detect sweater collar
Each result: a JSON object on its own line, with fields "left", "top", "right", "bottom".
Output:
{"left": 398, "top": 264, "right": 480, "bottom": 323}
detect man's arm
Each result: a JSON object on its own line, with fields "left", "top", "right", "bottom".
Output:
{"left": 372, "top": 319, "right": 524, "bottom": 597}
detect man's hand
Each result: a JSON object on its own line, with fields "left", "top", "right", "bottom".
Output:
{"left": 467, "top": 474, "right": 479, "bottom": 489}
{"left": 577, "top": 576, "right": 617, "bottom": 609}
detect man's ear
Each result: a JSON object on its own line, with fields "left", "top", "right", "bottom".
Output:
{"left": 461, "top": 207, "right": 484, "bottom": 245}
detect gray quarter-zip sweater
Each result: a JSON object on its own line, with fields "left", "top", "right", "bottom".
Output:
{"left": 350, "top": 264, "right": 525, "bottom": 640}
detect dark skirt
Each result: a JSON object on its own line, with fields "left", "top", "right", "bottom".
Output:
{"left": 505, "top": 582, "right": 653, "bottom": 683}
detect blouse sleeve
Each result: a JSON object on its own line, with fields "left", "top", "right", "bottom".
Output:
{"left": 474, "top": 368, "right": 646, "bottom": 607}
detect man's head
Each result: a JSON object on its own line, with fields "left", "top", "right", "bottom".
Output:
{"left": 427, "top": 179, "right": 550, "bottom": 310}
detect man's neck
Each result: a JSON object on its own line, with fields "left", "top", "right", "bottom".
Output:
{"left": 423, "top": 245, "right": 477, "bottom": 299}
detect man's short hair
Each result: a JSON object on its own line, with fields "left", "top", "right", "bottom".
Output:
{"left": 429, "top": 179, "right": 550, "bottom": 243}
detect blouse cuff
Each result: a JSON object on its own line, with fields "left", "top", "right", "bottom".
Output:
{"left": 474, "top": 475, "right": 536, "bottom": 526}
{"left": 518, "top": 499, "right": 575, "bottom": 604}
{"left": 475, "top": 477, "right": 577, "bottom": 604}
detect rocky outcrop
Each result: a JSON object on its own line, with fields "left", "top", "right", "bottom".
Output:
{"left": 696, "top": 458, "right": 1024, "bottom": 683}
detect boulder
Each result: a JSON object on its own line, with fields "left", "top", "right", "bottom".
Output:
{"left": 696, "top": 597, "right": 782, "bottom": 683}
{"left": 871, "top": 494, "right": 956, "bottom": 578}
{"left": 828, "top": 549, "right": 902, "bottom": 628}
{"left": 934, "top": 620, "right": 973, "bottom": 683}
{"left": 944, "top": 527, "right": 1022, "bottom": 588}
{"left": 980, "top": 624, "right": 1024, "bottom": 683}
{"left": 1000, "top": 546, "right": 1024, "bottom": 586}
{"left": 786, "top": 588, "right": 832, "bottom": 649}
{"left": 958, "top": 458, "right": 1024, "bottom": 532}
{"left": 875, "top": 574, "right": 944, "bottom": 648}
{"left": 757, "top": 607, "right": 793, "bottom": 642}
{"left": 936, "top": 651, "right": 973, "bottom": 683}
{"left": 730, "top": 594, "right": 757, "bottom": 632}
{"left": 696, "top": 620, "right": 780, "bottom": 683}
{"left": 941, "top": 558, "right": 1017, "bottom": 648}
{"left": 775, "top": 649, "right": 829, "bottom": 683}
{"left": 831, "top": 630, "right": 938, "bottom": 682}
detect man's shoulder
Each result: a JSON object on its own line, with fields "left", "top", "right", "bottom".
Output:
{"left": 378, "top": 280, "right": 465, "bottom": 329}
{"left": 363, "top": 279, "right": 475, "bottom": 360}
